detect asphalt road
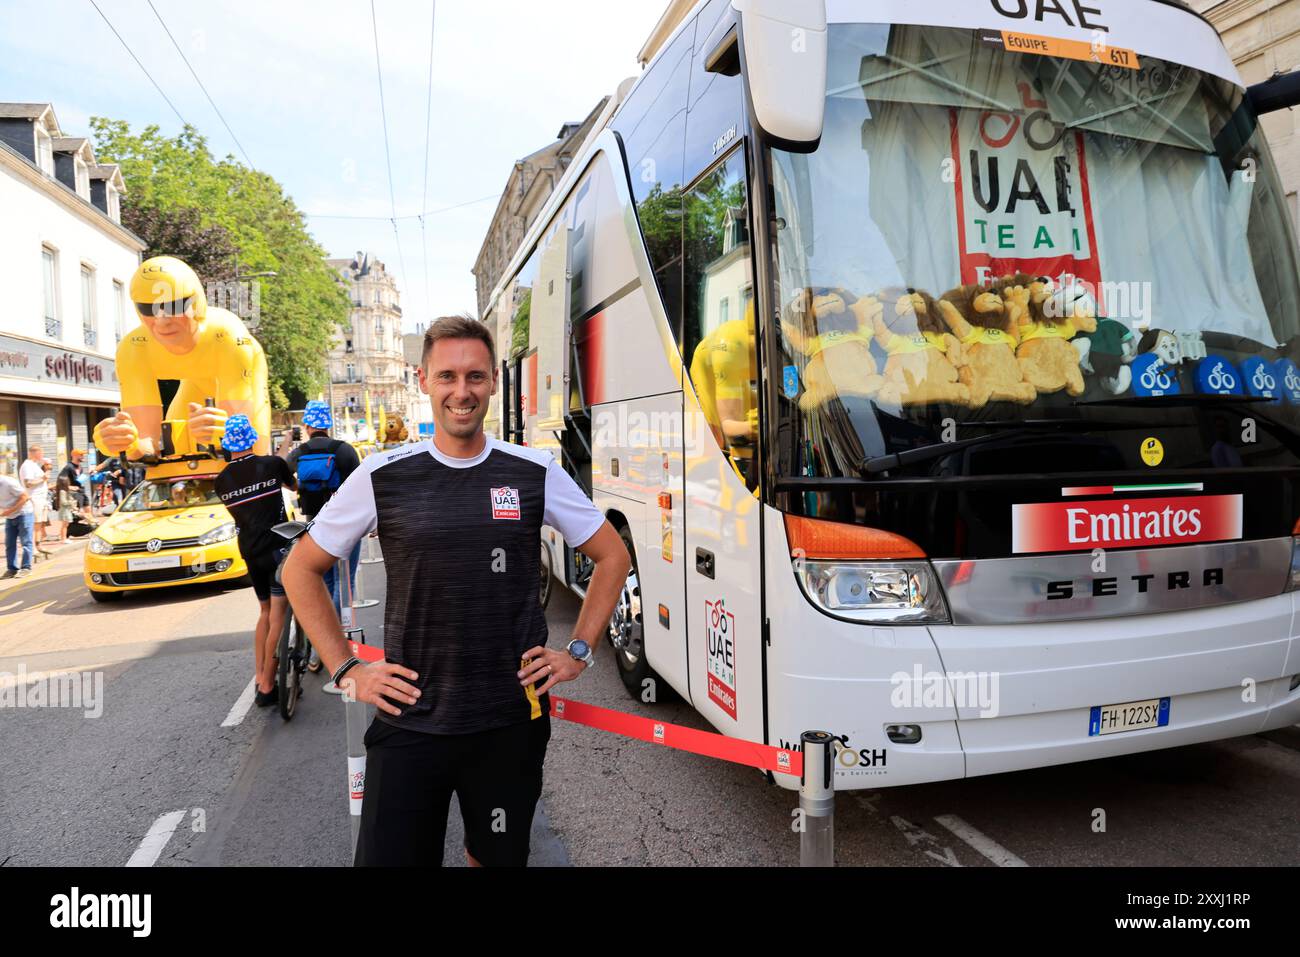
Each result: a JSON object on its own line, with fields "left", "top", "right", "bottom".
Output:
{"left": 1, "top": 541, "right": 1297, "bottom": 867}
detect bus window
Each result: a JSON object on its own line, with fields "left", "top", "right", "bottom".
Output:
{"left": 683, "top": 148, "right": 756, "bottom": 487}
{"left": 684, "top": 0, "right": 744, "bottom": 184}
{"left": 616, "top": 19, "right": 695, "bottom": 340}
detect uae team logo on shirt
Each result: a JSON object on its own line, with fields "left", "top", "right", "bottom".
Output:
{"left": 491, "top": 487, "right": 521, "bottom": 520}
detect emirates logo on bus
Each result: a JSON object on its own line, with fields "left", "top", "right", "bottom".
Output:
{"left": 490, "top": 486, "right": 521, "bottom": 520}
{"left": 1011, "top": 495, "right": 1243, "bottom": 554}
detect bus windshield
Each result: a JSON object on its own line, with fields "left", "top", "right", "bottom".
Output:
{"left": 770, "top": 22, "right": 1300, "bottom": 480}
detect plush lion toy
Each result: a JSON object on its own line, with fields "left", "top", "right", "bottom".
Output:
{"left": 384, "top": 415, "right": 408, "bottom": 444}
{"left": 937, "top": 282, "right": 1037, "bottom": 406}
{"left": 781, "top": 287, "right": 884, "bottom": 411}
{"left": 864, "top": 288, "right": 970, "bottom": 407}
{"left": 1009, "top": 275, "right": 1097, "bottom": 397}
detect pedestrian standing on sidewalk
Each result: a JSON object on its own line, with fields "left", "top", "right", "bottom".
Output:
{"left": 19, "top": 445, "right": 45, "bottom": 499}
{"left": 283, "top": 315, "right": 630, "bottom": 867}
{"left": 31, "top": 461, "right": 52, "bottom": 544}
{"left": 1, "top": 471, "right": 34, "bottom": 579}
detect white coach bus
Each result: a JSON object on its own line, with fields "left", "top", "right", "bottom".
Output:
{"left": 487, "top": 0, "right": 1300, "bottom": 789}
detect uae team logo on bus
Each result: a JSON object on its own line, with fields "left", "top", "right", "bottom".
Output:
{"left": 491, "top": 487, "right": 521, "bottom": 520}
{"left": 705, "top": 598, "right": 737, "bottom": 720}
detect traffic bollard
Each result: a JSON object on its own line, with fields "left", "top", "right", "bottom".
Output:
{"left": 336, "top": 554, "right": 369, "bottom": 862}
{"left": 343, "top": 645, "right": 368, "bottom": 863}
{"left": 360, "top": 532, "right": 383, "bottom": 565}
{"left": 799, "top": 730, "right": 835, "bottom": 867}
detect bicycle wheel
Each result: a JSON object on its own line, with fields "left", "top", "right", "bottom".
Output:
{"left": 277, "top": 612, "right": 301, "bottom": 721}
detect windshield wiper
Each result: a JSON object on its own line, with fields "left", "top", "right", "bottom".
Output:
{"left": 859, "top": 420, "right": 1129, "bottom": 475}
{"left": 1075, "top": 394, "right": 1279, "bottom": 408}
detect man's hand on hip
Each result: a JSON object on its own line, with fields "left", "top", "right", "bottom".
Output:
{"left": 519, "top": 645, "right": 585, "bottom": 696}
{"left": 340, "top": 662, "right": 421, "bottom": 716}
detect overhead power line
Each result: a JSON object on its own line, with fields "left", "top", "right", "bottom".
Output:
{"left": 87, "top": 0, "right": 189, "bottom": 128}
{"left": 303, "top": 193, "right": 499, "bottom": 221}
{"left": 146, "top": 0, "right": 255, "bottom": 169}
{"left": 369, "top": 0, "right": 411, "bottom": 292}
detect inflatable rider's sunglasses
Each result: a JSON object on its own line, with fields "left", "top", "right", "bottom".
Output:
{"left": 134, "top": 296, "right": 195, "bottom": 318}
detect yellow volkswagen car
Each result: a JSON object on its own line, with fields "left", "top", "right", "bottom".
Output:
{"left": 84, "top": 458, "right": 250, "bottom": 602}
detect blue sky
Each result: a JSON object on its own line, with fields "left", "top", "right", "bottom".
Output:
{"left": 0, "top": 0, "right": 667, "bottom": 329}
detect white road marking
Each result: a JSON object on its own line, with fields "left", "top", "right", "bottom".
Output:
{"left": 125, "top": 810, "right": 187, "bottom": 867}
{"left": 890, "top": 815, "right": 961, "bottom": 867}
{"left": 220, "top": 679, "right": 258, "bottom": 727}
{"left": 935, "top": 814, "right": 1028, "bottom": 867}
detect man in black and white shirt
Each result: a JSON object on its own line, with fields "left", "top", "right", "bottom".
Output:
{"left": 283, "top": 315, "right": 629, "bottom": 867}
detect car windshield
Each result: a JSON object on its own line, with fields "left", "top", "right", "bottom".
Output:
{"left": 770, "top": 23, "right": 1300, "bottom": 479}
{"left": 119, "top": 477, "right": 221, "bottom": 512}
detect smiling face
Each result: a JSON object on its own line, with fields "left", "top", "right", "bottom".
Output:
{"left": 418, "top": 337, "right": 498, "bottom": 445}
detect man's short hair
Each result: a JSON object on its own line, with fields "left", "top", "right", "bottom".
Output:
{"left": 28, "top": 445, "right": 41, "bottom": 456}
{"left": 421, "top": 315, "right": 495, "bottom": 372}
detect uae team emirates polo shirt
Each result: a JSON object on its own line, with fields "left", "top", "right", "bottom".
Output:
{"left": 308, "top": 438, "right": 605, "bottom": 735}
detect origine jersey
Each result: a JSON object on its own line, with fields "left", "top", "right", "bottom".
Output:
{"left": 214, "top": 454, "right": 293, "bottom": 559}
{"left": 308, "top": 438, "right": 605, "bottom": 735}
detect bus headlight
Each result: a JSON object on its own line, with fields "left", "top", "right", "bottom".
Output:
{"left": 795, "top": 561, "right": 950, "bottom": 624}
{"left": 197, "top": 522, "right": 238, "bottom": 546}
{"left": 88, "top": 534, "right": 113, "bottom": 555}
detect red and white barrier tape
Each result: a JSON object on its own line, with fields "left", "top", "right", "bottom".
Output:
{"left": 347, "top": 640, "right": 800, "bottom": 777}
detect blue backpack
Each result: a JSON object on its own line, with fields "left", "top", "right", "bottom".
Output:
{"left": 296, "top": 440, "right": 344, "bottom": 494}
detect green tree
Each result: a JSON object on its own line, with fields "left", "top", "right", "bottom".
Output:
{"left": 90, "top": 119, "right": 351, "bottom": 409}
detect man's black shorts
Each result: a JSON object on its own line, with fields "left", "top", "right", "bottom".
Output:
{"left": 355, "top": 715, "right": 551, "bottom": 867}
{"left": 244, "top": 546, "right": 287, "bottom": 602}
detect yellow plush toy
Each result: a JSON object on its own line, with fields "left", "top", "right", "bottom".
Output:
{"left": 866, "top": 288, "right": 971, "bottom": 407}
{"left": 1009, "top": 275, "right": 1098, "bottom": 397}
{"left": 781, "top": 287, "right": 884, "bottom": 411}
{"left": 938, "top": 282, "right": 1037, "bottom": 406}
{"left": 383, "top": 415, "right": 409, "bottom": 444}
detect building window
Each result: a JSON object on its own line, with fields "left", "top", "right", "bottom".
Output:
{"left": 113, "top": 280, "right": 126, "bottom": 343}
{"left": 42, "top": 246, "right": 61, "bottom": 339}
{"left": 74, "top": 156, "right": 90, "bottom": 199}
{"left": 81, "top": 265, "right": 97, "bottom": 348}
{"left": 345, "top": 338, "right": 354, "bottom": 353}
{"left": 35, "top": 127, "right": 54, "bottom": 176}
{"left": 346, "top": 363, "right": 356, "bottom": 383}
{"left": 107, "top": 185, "right": 121, "bottom": 223}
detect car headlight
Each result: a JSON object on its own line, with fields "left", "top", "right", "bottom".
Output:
{"left": 796, "top": 560, "right": 950, "bottom": 624}
{"left": 197, "top": 522, "right": 238, "bottom": 546}
{"left": 88, "top": 534, "right": 113, "bottom": 555}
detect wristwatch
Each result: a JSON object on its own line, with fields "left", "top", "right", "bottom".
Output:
{"left": 566, "top": 638, "right": 594, "bottom": 669}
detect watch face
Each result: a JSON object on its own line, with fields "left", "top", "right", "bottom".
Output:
{"left": 569, "top": 639, "right": 590, "bottom": 658}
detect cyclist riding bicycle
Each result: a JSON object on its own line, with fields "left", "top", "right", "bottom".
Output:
{"left": 287, "top": 401, "right": 361, "bottom": 609}
{"left": 214, "top": 415, "right": 298, "bottom": 707}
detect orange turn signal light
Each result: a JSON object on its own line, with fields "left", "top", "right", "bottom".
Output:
{"left": 658, "top": 492, "right": 672, "bottom": 510}
{"left": 784, "top": 514, "right": 925, "bottom": 561}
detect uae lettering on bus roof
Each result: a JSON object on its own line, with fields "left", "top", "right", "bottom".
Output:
{"left": 1011, "top": 494, "right": 1244, "bottom": 554}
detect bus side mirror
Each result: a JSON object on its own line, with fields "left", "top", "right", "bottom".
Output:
{"left": 732, "top": 0, "right": 827, "bottom": 151}
{"left": 1248, "top": 70, "right": 1300, "bottom": 116}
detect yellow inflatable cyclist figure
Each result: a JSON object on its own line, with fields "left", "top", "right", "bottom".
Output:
{"left": 690, "top": 301, "right": 758, "bottom": 484}
{"left": 94, "top": 256, "right": 272, "bottom": 460}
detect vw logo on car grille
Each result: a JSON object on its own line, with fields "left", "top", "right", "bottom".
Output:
{"left": 146, "top": 539, "right": 163, "bottom": 553}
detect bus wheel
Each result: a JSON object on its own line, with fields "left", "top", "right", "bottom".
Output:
{"left": 610, "top": 525, "right": 657, "bottom": 698}
{"left": 539, "top": 541, "right": 554, "bottom": 611}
